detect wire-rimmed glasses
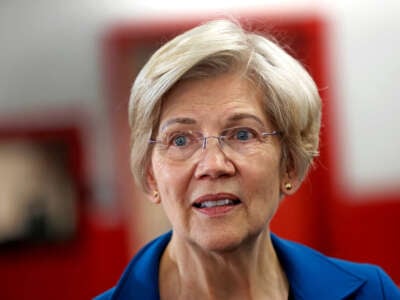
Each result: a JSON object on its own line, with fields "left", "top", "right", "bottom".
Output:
{"left": 149, "top": 126, "right": 280, "bottom": 161}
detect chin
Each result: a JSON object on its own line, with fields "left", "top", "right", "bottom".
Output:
{"left": 190, "top": 227, "right": 254, "bottom": 253}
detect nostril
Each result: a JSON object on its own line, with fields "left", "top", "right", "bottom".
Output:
{"left": 197, "top": 170, "right": 233, "bottom": 180}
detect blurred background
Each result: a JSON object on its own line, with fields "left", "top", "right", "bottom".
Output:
{"left": 0, "top": 1, "right": 399, "bottom": 299}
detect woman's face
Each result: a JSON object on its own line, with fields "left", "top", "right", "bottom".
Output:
{"left": 148, "top": 72, "right": 291, "bottom": 252}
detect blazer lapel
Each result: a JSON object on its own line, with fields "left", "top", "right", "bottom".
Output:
{"left": 271, "top": 234, "right": 366, "bottom": 300}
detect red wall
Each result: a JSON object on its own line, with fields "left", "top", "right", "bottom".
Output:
{"left": 0, "top": 218, "right": 128, "bottom": 300}
{"left": 0, "top": 128, "right": 129, "bottom": 300}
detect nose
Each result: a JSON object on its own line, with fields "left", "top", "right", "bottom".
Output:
{"left": 194, "top": 137, "right": 235, "bottom": 179}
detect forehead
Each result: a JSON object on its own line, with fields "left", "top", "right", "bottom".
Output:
{"left": 159, "top": 72, "right": 268, "bottom": 128}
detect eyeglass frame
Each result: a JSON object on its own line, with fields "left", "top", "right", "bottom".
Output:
{"left": 148, "top": 128, "right": 281, "bottom": 160}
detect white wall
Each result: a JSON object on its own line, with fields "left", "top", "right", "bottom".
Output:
{"left": 1, "top": 0, "right": 399, "bottom": 205}
{"left": 329, "top": 1, "right": 400, "bottom": 196}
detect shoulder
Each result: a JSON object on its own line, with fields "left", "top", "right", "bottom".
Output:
{"left": 93, "top": 231, "right": 172, "bottom": 300}
{"left": 271, "top": 234, "right": 400, "bottom": 299}
{"left": 328, "top": 255, "right": 399, "bottom": 297}
{"left": 329, "top": 258, "right": 400, "bottom": 299}
{"left": 93, "top": 288, "right": 115, "bottom": 300}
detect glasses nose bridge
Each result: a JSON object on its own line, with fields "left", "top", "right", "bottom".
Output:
{"left": 201, "top": 135, "right": 224, "bottom": 150}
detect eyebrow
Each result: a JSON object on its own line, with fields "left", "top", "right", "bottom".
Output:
{"left": 160, "top": 113, "right": 266, "bottom": 132}
{"left": 227, "top": 113, "right": 266, "bottom": 127}
{"left": 160, "top": 118, "right": 197, "bottom": 132}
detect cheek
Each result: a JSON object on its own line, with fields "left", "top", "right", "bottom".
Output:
{"left": 248, "top": 170, "right": 281, "bottom": 202}
{"left": 151, "top": 156, "right": 191, "bottom": 201}
{"left": 240, "top": 152, "right": 282, "bottom": 202}
{"left": 246, "top": 147, "right": 281, "bottom": 177}
{"left": 247, "top": 167, "right": 282, "bottom": 227}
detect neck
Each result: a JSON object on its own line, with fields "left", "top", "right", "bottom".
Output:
{"left": 159, "top": 229, "right": 289, "bottom": 300}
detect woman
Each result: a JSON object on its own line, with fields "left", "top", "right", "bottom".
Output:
{"left": 96, "top": 19, "right": 399, "bottom": 299}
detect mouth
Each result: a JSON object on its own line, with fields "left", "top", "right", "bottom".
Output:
{"left": 193, "top": 198, "right": 241, "bottom": 209}
{"left": 192, "top": 193, "right": 242, "bottom": 211}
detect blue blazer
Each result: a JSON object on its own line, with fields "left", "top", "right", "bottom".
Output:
{"left": 95, "top": 231, "right": 400, "bottom": 299}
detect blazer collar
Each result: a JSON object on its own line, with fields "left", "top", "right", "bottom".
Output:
{"left": 116, "top": 232, "right": 366, "bottom": 299}
{"left": 271, "top": 234, "right": 366, "bottom": 299}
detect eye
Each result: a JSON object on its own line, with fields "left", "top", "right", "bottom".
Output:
{"left": 165, "top": 131, "right": 197, "bottom": 148}
{"left": 173, "top": 135, "right": 188, "bottom": 147}
{"left": 228, "top": 127, "right": 257, "bottom": 141}
{"left": 236, "top": 129, "right": 250, "bottom": 140}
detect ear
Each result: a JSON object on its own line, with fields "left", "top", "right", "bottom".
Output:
{"left": 280, "top": 169, "right": 301, "bottom": 196}
{"left": 145, "top": 165, "right": 161, "bottom": 204}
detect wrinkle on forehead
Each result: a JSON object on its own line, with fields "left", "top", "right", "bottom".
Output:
{"left": 158, "top": 72, "right": 270, "bottom": 132}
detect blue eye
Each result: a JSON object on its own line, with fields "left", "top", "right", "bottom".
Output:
{"left": 235, "top": 129, "right": 251, "bottom": 140}
{"left": 173, "top": 135, "right": 187, "bottom": 147}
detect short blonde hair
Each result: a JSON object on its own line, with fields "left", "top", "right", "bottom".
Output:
{"left": 129, "top": 19, "right": 321, "bottom": 192}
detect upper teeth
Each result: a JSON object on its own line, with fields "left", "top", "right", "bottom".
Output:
{"left": 199, "top": 199, "right": 234, "bottom": 208}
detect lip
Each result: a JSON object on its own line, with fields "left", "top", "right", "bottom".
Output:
{"left": 193, "top": 192, "right": 239, "bottom": 203}
{"left": 192, "top": 193, "right": 241, "bottom": 217}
